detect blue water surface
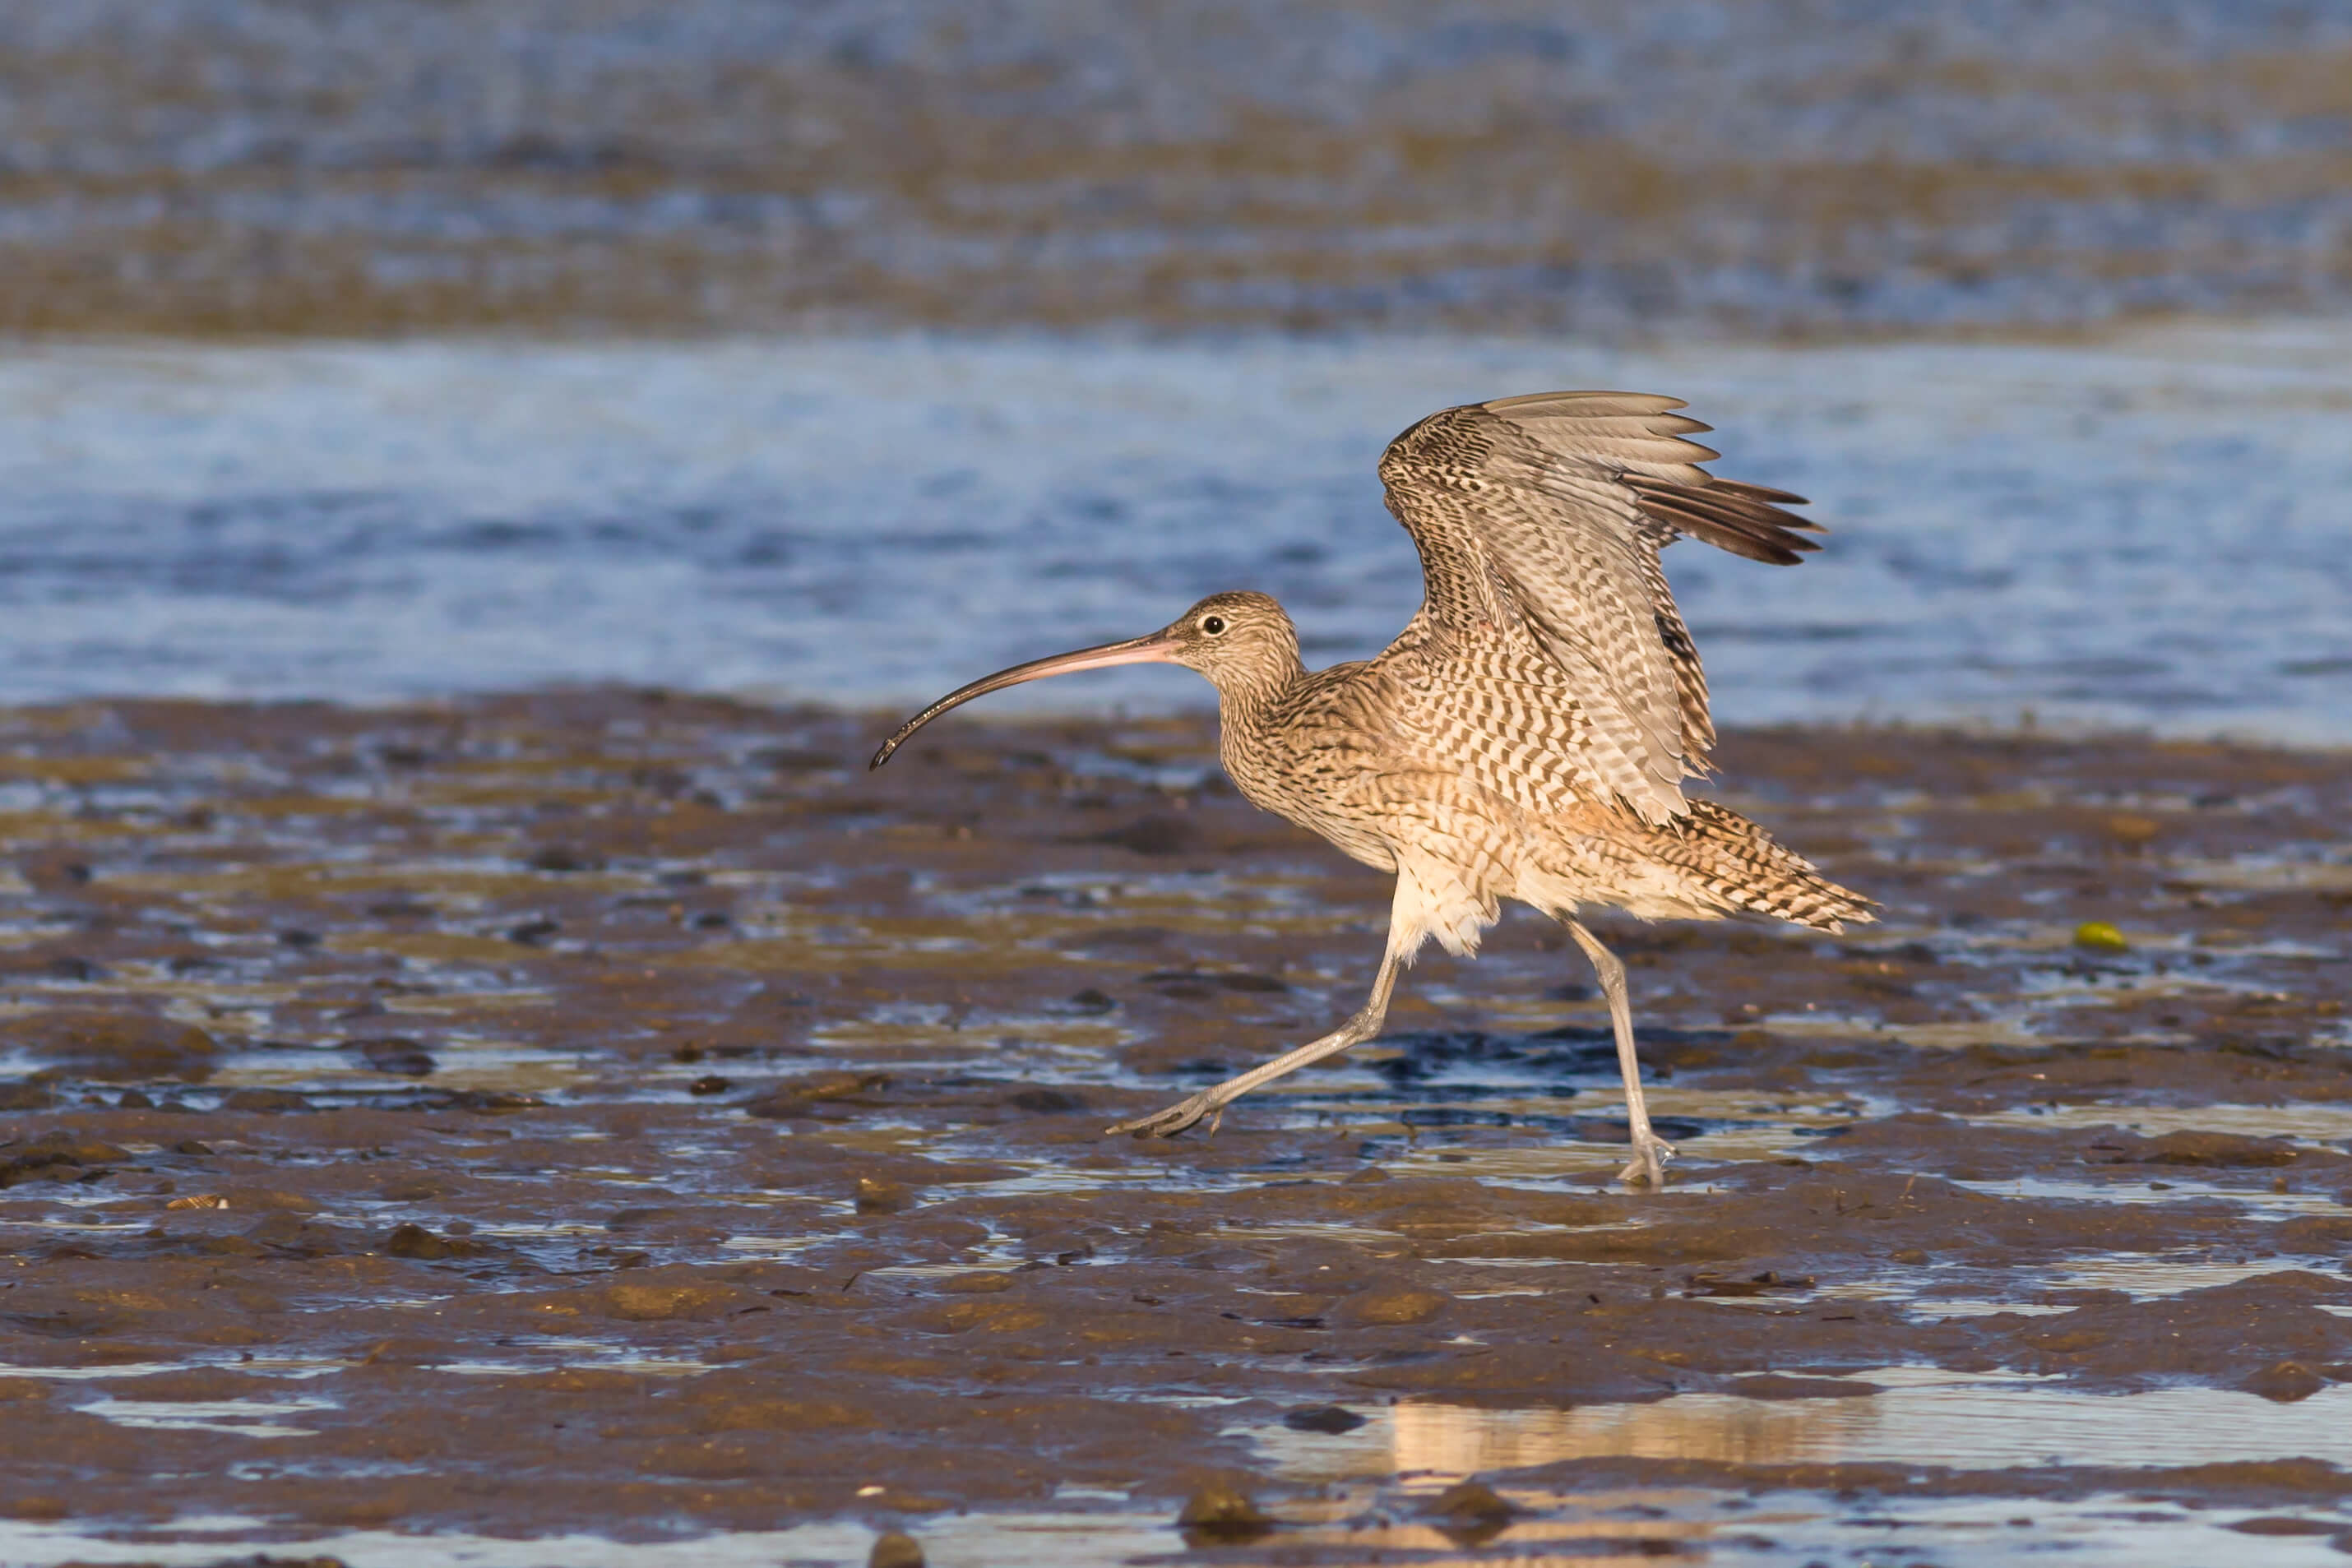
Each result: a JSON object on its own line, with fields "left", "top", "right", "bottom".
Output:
{"left": 0, "top": 325, "right": 2345, "bottom": 741}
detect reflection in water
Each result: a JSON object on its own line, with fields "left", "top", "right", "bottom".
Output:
{"left": 1263, "top": 1384, "right": 2352, "bottom": 1480}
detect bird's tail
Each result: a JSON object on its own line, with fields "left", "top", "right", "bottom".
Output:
{"left": 1651, "top": 799, "right": 1875, "bottom": 932}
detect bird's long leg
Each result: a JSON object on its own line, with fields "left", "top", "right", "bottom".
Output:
{"left": 1106, "top": 891, "right": 1414, "bottom": 1140}
{"left": 1565, "top": 918, "right": 1674, "bottom": 1188}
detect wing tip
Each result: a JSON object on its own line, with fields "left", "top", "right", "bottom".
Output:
{"left": 1481, "top": 389, "right": 1690, "bottom": 419}
{"left": 1629, "top": 475, "right": 1827, "bottom": 565}
{"left": 1712, "top": 477, "right": 1818, "bottom": 515}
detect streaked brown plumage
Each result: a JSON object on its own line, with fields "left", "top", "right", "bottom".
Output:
{"left": 873, "top": 391, "right": 1871, "bottom": 1185}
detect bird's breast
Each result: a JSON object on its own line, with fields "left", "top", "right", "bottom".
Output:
{"left": 1217, "top": 712, "right": 1402, "bottom": 873}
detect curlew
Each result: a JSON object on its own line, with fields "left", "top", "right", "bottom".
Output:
{"left": 871, "top": 391, "right": 1872, "bottom": 1185}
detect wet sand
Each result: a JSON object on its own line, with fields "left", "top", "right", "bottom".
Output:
{"left": 1, "top": 691, "right": 2349, "bottom": 1564}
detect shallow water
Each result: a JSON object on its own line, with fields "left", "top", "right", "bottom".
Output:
{"left": 5, "top": 1487, "right": 2351, "bottom": 1568}
{"left": 3, "top": 322, "right": 2350, "bottom": 742}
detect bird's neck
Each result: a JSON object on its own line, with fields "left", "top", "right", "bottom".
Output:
{"left": 1211, "top": 653, "right": 1306, "bottom": 751}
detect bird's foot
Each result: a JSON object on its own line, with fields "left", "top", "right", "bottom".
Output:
{"left": 1105, "top": 1092, "right": 1225, "bottom": 1140}
{"left": 1616, "top": 1132, "right": 1676, "bottom": 1189}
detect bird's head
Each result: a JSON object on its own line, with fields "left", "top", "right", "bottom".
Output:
{"left": 1155, "top": 591, "right": 1299, "bottom": 682}
{"left": 870, "top": 591, "right": 1300, "bottom": 769}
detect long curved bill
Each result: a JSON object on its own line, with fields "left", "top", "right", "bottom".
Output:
{"left": 869, "top": 631, "right": 1184, "bottom": 769}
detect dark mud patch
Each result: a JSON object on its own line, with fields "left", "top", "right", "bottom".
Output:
{"left": 0, "top": 692, "right": 2348, "bottom": 1562}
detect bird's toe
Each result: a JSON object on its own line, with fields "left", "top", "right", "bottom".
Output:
{"left": 1104, "top": 1094, "right": 1214, "bottom": 1140}
{"left": 1617, "top": 1136, "right": 1677, "bottom": 1188}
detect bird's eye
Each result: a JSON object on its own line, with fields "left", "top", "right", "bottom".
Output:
{"left": 1201, "top": 615, "right": 1227, "bottom": 636}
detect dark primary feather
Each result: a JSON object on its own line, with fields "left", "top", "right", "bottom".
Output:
{"left": 1624, "top": 475, "right": 1822, "bottom": 565}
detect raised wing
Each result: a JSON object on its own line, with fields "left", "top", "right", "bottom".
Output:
{"left": 1377, "top": 391, "right": 1822, "bottom": 823}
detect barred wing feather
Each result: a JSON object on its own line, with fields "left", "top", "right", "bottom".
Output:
{"left": 1377, "top": 391, "right": 1822, "bottom": 825}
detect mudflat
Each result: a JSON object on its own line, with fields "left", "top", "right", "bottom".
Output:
{"left": 9, "top": 3, "right": 2352, "bottom": 338}
{"left": 1, "top": 690, "right": 2348, "bottom": 1561}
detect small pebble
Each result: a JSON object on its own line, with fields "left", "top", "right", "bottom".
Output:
{"left": 868, "top": 1529, "right": 924, "bottom": 1568}
{"left": 2242, "top": 1360, "right": 2327, "bottom": 1404}
{"left": 1177, "top": 1480, "right": 1271, "bottom": 1536}
{"left": 2072, "top": 920, "right": 2129, "bottom": 952}
{"left": 855, "top": 1177, "right": 911, "bottom": 1214}
{"left": 384, "top": 1223, "right": 456, "bottom": 1260}
{"left": 1282, "top": 1404, "right": 1365, "bottom": 1434}
{"left": 355, "top": 1038, "right": 437, "bottom": 1076}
